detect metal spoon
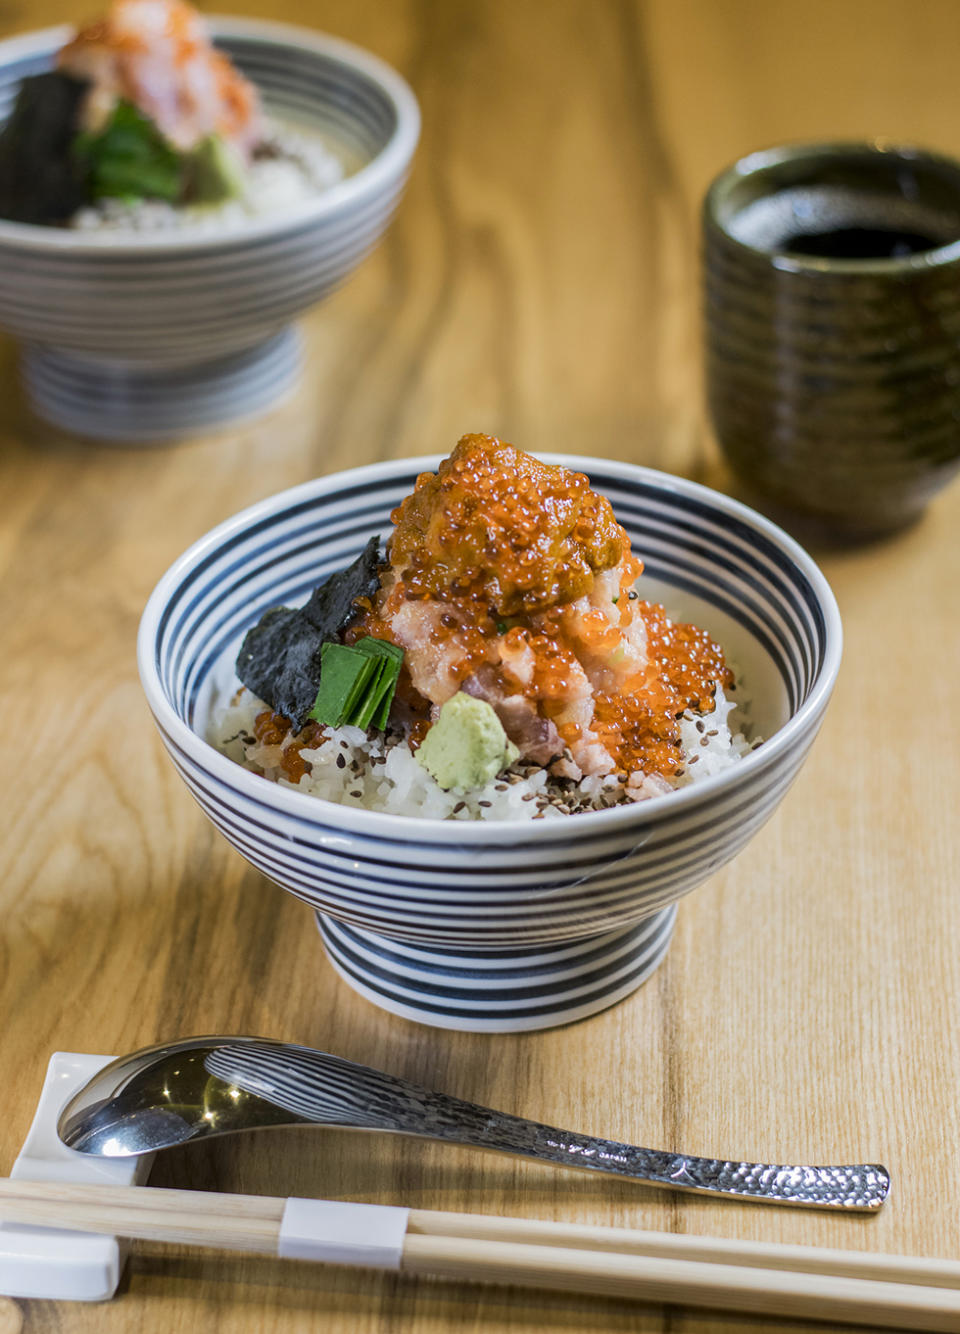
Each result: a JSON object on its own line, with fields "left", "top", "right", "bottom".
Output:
{"left": 57, "top": 1036, "right": 889, "bottom": 1210}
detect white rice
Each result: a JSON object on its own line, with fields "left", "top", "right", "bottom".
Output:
{"left": 210, "top": 680, "right": 757, "bottom": 823}
{"left": 70, "top": 120, "right": 345, "bottom": 233}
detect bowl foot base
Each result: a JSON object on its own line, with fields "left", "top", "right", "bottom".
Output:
{"left": 315, "top": 905, "right": 677, "bottom": 1032}
{"left": 20, "top": 327, "right": 302, "bottom": 444}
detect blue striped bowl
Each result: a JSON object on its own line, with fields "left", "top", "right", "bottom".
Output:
{"left": 0, "top": 20, "right": 419, "bottom": 442}
{"left": 139, "top": 457, "right": 842, "bottom": 1031}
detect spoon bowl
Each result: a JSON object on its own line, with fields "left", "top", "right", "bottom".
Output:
{"left": 57, "top": 1036, "right": 890, "bottom": 1211}
{"left": 58, "top": 1039, "right": 301, "bottom": 1156}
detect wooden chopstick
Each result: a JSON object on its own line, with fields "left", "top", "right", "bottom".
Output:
{"left": 2, "top": 1180, "right": 959, "bottom": 1331}
{"left": 407, "top": 1207, "right": 960, "bottom": 1289}
{"left": 0, "top": 1181, "right": 283, "bottom": 1254}
{"left": 401, "top": 1236, "right": 960, "bottom": 1331}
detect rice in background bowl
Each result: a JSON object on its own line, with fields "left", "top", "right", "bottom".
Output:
{"left": 139, "top": 456, "right": 841, "bottom": 1032}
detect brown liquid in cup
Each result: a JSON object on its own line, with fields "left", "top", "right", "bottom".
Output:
{"left": 781, "top": 226, "right": 944, "bottom": 259}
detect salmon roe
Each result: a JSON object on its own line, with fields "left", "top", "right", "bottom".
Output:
{"left": 592, "top": 602, "right": 733, "bottom": 778}
{"left": 389, "top": 433, "right": 626, "bottom": 615}
{"left": 253, "top": 711, "right": 324, "bottom": 782}
{"left": 353, "top": 435, "right": 735, "bottom": 781}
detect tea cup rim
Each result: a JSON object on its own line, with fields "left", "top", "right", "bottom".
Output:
{"left": 703, "top": 137, "right": 960, "bottom": 274}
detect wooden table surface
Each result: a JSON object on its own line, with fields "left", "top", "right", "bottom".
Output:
{"left": 2, "top": 1, "right": 960, "bottom": 1331}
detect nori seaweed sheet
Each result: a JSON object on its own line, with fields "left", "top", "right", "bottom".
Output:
{"left": 0, "top": 72, "right": 90, "bottom": 224}
{"left": 235, "top": 536, "right": 382, "bottom": 729}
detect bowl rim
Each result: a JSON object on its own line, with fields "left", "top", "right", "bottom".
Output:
{"left": 702, "top": 138, "right": 960, "bottom": 275}
{"left": 0, "top": 16, "right": 421, "bottom": 255}
{"left": 138, "top": 454, "right": 843, "bottom": 846}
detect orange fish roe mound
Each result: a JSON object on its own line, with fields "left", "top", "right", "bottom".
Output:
{"left": 389, "top": 433, "right": 627, "bottom": 615}
{"left": 592, "top": 689, "right": 683, "bottom": 780}
{"left": 591, "top": 603, "right": 735, "bottom": 779}
{"left": 639, "top": 600, "right": 734, "bottom": 715}
{"left": 354, "top": 434, "right": 738, "bottom": 785}
{"left": 523, "top": 631, "right": 585, "bottom": 701}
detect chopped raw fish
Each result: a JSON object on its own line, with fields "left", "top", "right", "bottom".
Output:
{"left": 58, "top": 0, "right": 263, "bottom": 156}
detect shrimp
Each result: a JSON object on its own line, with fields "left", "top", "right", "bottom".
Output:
{"left": 58, "top": 0, "right": 262, "bottom": 156}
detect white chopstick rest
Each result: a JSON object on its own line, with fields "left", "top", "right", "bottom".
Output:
{"left": 278, "top": 1198, "right": 410, "bottom": 1269}
{"left": 0, "top": 1051, "right": 153, "bottom": 1302}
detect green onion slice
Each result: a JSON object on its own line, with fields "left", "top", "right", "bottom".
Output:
{"left": 309, "top": 637, "right": 403, "bottom": 731}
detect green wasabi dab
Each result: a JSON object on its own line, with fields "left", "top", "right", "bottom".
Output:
{"left": 415, "top": 693, "right": 519, "bottom": 792}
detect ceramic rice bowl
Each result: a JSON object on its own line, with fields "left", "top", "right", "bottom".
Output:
{"left": 0, "top": 20, "right": 419, "bottom": 442}
{"left": 138, "top": 457, "right": 842, "bottom": 1032}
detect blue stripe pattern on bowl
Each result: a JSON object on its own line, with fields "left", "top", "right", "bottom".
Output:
{"left": 139, "top": 455, "right": 841, "bottom": 1030}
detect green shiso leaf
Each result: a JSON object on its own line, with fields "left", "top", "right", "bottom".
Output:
{"left": 309, "top": 645, "right": 378, "bottom": 728}
{"left": 354, "top": 637, "right": 404, "bottom": 664}
{"left": 235, "top": 538, "right": 382, "bottom": 730}
{"left": 372, "top": 673, "right": 400, "bottom": 730}
{"left": 348, "top": 657, "right": 389, "bottom": 731}
{"left": 73, "top": 100, "right": 182, "bottom": 202}
{"left": 309, "top": 637, "right": 403, "bottom": 731}
{"left": 352, "top": 637, "right": 404, "bottom": 729}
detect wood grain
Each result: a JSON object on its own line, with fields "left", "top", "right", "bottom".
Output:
{"left": 1, "top": 2, "right": 959, "bottom": 1332}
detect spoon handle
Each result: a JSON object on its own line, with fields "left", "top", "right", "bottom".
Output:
{"left": 204, "top": 1043, "right": 889, "bottom": 1211}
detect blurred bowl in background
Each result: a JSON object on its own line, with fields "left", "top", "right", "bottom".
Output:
{"left": 0, "top": 19, "right": 420, "bottom": 443}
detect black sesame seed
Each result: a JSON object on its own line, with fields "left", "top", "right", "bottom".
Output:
{"left": 336, "top": 754, "right": 346, "bottom": 769}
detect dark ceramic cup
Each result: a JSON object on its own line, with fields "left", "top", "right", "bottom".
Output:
{"left": 703, "top": 141, "right": 960, "bottom": 538}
